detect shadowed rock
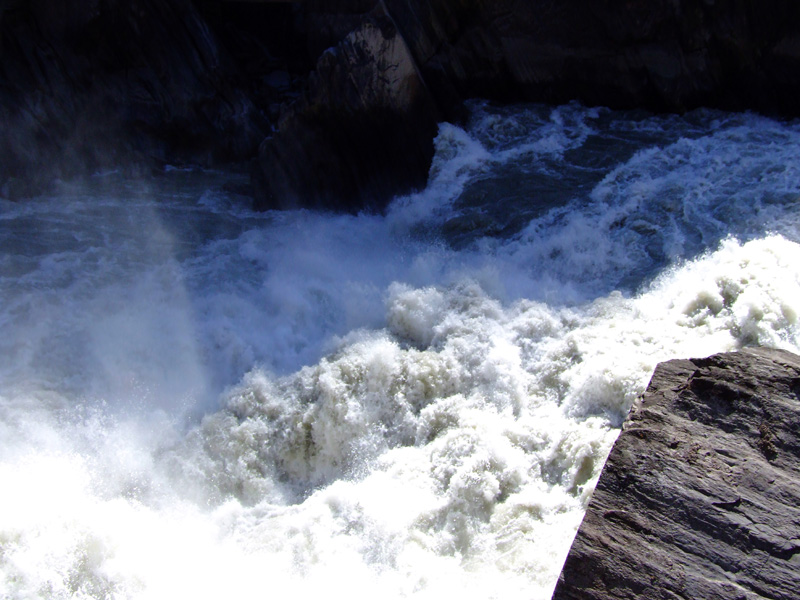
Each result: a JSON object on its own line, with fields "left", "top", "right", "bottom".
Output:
{"left": 552, "top": 347, "right": 800, "bottom": 600}
{"left": 254, "top": 11, "right": 440, "bottom": 212}
{"left": 380, "top": 0, "right": 800, "bottom": 115}
{"left": 0, "top": 0, "right": 267, "bottom": 196}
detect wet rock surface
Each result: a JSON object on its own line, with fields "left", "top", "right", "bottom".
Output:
{"left": 552, "top": 347, "right": 800, "bottom": 600}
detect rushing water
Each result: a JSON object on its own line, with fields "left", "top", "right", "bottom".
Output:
{"left": 2, "top": 102, "right": 800, "bottom": 599}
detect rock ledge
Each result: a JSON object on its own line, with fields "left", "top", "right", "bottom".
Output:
{"left": 553, "top": 347, "right": 800, "bottom": 600}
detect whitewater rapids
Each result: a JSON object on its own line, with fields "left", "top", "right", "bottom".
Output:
{"left": 1, "top": 103, "right": 799, "bottom": 599}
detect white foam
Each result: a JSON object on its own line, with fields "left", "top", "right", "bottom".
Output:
{"left": 3, "top": 105, "right": 800, "bottom": 599}
{"left": 145, "top": 235, "right": 800, "bottom": 599}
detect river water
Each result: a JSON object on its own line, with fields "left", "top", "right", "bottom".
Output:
{"left": 2, "top": 102, "right": 800, "bottom": 599}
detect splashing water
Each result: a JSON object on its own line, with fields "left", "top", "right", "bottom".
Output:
{"left": 2, "top": 103, "right": 800, "bottom": 599}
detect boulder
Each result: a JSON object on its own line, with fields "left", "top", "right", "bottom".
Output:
{"left": 552, "top": 348, "right": 800, "bottom": 600}
{"left": 253, "top": 11, "right": 440, "bottom": 212}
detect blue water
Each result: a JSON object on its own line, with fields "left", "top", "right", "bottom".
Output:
{"left": 1, "top": 102, "right": 799, "bottom": 599}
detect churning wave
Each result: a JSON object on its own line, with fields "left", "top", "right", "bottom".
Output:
{"left": 1, "top": 103, "right": 799, "bottom": 599}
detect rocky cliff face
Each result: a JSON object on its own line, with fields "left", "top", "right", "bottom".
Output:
{"left": 3, "top": 1, "right": 800, "bottom": 208}
{"left": 552, "top": 348, "right": 800, "bottom": 600}
{"left": 383, "top": 0, "right": 800, "bottom": 115}
{"left": 0, "top": 0, "right": 267, "bottom": 196}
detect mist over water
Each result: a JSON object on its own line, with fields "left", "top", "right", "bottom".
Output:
{"left": 2, "top": 103, "right": 800, "bottom": 599}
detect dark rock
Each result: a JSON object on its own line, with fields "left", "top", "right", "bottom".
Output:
{"left": 0, "top": 0, "right": 268, "bottom": 195}
{"left": 304, "top": 0, "right": 378, "bottom": 61}
{"left": 193, "top": 0, "right": 311, "bottom": 122}
{"left": 552, "top": 348, "right": 800, "bottom": 600}
{"left": 254, "top": 11, "right": 440, "bottom": 212}
{"left": 379, "top": 0, "right": 800, "bottom": 115}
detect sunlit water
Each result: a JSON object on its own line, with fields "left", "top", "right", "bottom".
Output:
{"left": 2, "top": 102, "right": 800, "bottom": 599}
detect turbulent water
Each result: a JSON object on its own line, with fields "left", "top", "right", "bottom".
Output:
{"left": 2, "top": 102, "right": 800, "bottom": 599}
